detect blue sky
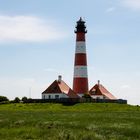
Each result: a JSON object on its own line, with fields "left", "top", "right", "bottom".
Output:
{"left": 0, "top": 0, "right": 140, "bottom": 105}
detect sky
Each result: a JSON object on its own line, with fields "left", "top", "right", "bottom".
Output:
{"left": 0, "top": 0, "right": 140, "bottom": 105}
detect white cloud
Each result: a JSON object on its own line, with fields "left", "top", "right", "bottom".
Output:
{"left": 121, "top": 0, "right": 140, "bottom": 10}
{"left": 106, "top": 7, "right": 116, "bottom": 13}
{"left": 0, "top": 15, "right": 66, "bottom": 43}
{"left": 44, "top": 68, "right": 58, "bottom": 73}
{"left": 0, "top": 77, "right": 42, "bottom": 99}
{"left": 120, "top": 84, "right": 131, "bottom": 89}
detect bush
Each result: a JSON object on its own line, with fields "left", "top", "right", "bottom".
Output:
{"left": 82, "top": 93, "right": 91, "bottom": 98}
{"left": 21, "top": 96, "right": 28, "bottom": 103}
{"left": 0, "top": 96, "right": 9, "bottom": 102}
{"left": 14, "top": 97, "right": 20, "bottom": 103}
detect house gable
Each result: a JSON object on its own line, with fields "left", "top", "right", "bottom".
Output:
{"left": 42, "top": 77, "right": 79, "bottom": 99}
{"left": 42, "top": 80, "right": 61, "bottom": 94}
{"left": 89, "top": 82, "right": 116, "bottom": 100}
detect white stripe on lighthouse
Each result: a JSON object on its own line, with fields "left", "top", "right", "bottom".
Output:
{"left": 75, "top": 41, "right": 86, "bottom": 54}
{"left": 74, "top": 66, "right": 88, "bottom": 78}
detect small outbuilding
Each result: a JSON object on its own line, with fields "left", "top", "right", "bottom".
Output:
{"left": 89, "top": 80, "right": 116, "bottom": 100}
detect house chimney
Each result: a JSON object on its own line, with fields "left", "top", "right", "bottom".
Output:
{"left": 98, "top": 80, "right": 100, "bottom": 86}
{"left": 58, "top": 75, "right": 62, "bottom": 83}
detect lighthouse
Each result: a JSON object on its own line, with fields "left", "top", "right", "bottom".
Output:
{"left": 42, "top": 18, "right": 120, "bottom": 102}
{"left": 73, "top": 17, "right": 89, "bottom": 97}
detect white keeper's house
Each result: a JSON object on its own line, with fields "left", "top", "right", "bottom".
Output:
{"left": 42, "top": 76, "right": 79, "bottom": 99}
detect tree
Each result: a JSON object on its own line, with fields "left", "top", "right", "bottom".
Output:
{"left": 0, "top": 96, "right": 9, "bottom": 102}
{"left": 82, "top": 93, "right": 91, "bottom": 98}
{"left": 21, "top": 96, "right": 28, "bottom": 103}
{"left": 14, "top": 97, "right": 20, "bottom": 103}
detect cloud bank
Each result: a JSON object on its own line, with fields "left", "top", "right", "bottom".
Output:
{"left": 106, "top": 7, "right": 116, "bottom": 13}
{"left": 0, "top": 77, "right": 41, "bottom": 99}
{"left": 0, "top": 15, "right": 66, "bottom": 43}
{"left": 121, "top": 0, "right": 140, "bottom": 10}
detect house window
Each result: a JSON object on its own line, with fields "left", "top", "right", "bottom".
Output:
{"left": 55, "top": 95, "right": 59, "bottom": 99}
{"left": 43, "top": 95, "right": 45, "bottom": 99}
{"left": 48, "top": 95, "right": 51, "bottom": 99}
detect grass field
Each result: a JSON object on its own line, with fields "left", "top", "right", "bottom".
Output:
{"left": 0, "top": 103, "right": 140, "bottom": 140}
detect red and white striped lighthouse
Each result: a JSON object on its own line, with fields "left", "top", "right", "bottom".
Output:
{"left": 73, "top": 17, "right": 89, "bottom": 97}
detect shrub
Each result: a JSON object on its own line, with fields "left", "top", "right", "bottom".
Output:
{"left": 21, "top": 96, "right": 28, "bottom": 103}
{"left": 14, "top": 97, "right": 20, "bottom": 103}
{"left": 0, "top": 96, "right": 9, "bottom": 102}
{"left": 82, "top": 93, "right": 91, "bottom": 98}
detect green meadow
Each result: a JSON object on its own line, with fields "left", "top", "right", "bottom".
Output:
{"left": 0, "top": 103, "right": 140, "bottom": 140}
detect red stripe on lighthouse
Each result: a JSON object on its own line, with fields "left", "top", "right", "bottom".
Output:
{"left": 74, "top": 54, "right": 87, "bottom": 65}
{"left": 76, "top": 33, "right": 85, "bottom": 41}
{"left": 73, "top": 78, "right": 88, "bottom": 93}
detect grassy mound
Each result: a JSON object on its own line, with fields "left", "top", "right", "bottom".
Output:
{"left": 0, "top": 103, "right": 140, "bottom": 140}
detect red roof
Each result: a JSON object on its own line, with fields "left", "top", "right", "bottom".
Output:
{"left": 42, "top": 80, "right": 79, "bottom": 98}
{"left": 89, "top": 83, "right": 116, "bottom": 100}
